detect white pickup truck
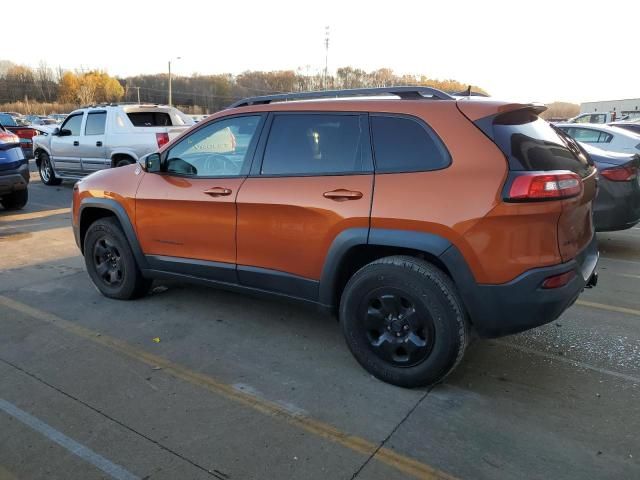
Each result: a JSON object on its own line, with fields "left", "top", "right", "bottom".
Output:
{"left": 33, "top": 103, "right": 194, "bottom": 185}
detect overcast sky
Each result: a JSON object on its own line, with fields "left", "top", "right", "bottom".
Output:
{"left": 5, "top": 0, "right": 638, "bottom": 104}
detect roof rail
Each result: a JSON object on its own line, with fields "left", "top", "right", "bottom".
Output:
{"left": 228, "top": 86, "right": 454, "bottom": 108}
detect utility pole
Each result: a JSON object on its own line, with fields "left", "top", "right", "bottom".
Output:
{"left": 324, "top": 26, "right": 330, "bottom": 90}
{"left": 135, "top": 86, "right": 140, "bottom": 103}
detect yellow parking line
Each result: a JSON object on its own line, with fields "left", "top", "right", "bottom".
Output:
{"left": 0, "top": 295, "right": 455, "bottom": 480}
{"left": 576, "top": 300, "right": 640, "bottom": 317}
{"left": 0, "top": 208, "right": 71, "bottom": 223}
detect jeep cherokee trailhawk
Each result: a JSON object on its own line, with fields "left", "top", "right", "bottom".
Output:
{"left": 72, "top": 87, "right": 599, "bottom": 388}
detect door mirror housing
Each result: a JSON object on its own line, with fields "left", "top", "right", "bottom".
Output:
{"left": 58, "top": 128, "right": 72, "bottom": 137}
{"left": 51, "top": 127, "right": 60, "bottom": 136}
{"left": 144, "top": 153, "right": 161, "bottom": 173}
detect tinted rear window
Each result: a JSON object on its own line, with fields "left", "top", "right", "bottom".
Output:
{"left": 489, "top": 110, "right": 593, "bottom": 178}
{"left": 371, "top": 115, "right": 450, "bottom": 173}
{"left": 127, "top": 112, "right": 172, "bottom": 127}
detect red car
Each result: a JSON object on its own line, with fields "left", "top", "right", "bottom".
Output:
{"left": 0, "top": 112, "right": 39, "bottom": 159}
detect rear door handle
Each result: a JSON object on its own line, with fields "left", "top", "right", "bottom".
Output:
{"left": 96, "top": 141, "right": 103, "bottom": 147}
{"left": 323, "top": 189, "right": 363, "bottom": 201}
{"left": 73, "top": 141, "right": 79, "bottom": 146}
{"left": 204, "top": 187, "right": 232, "bottom": 197}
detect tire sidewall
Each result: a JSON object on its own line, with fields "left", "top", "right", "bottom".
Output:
{"left": 1, "top": 189, "right": 28, "bottom": 210}
{"left": 340, "top": 261, "right": 465, "bottom": 388}
{"left": 84, "top": 220, "right": 139, "bottom": 299}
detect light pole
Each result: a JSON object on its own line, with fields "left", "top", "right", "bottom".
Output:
{"left": 168, "top": 57, "right": 181, "bottom": 106}
{"left": 323, "top": 26, "right": 330, "bottom": 90}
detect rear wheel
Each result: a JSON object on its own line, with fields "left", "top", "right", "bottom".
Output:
{"left": 38, "top": 151, "right": 62, "bottom": 186}
{"left": 1, "top": 189, "right": 28, "bottom": 210}
{"left": 84, "top": 217, "right": 151, "bottom": 299}
{"left": 340, "top": 256, "right": 468, "bottom": 388}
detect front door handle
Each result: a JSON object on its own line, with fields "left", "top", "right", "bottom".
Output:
{"left": 96, "top": 141, "right": 103, "bottom": 147}
{"left": 204, "top": 187, "right": 232, "bottom": 197}
{"left": 73, "top": 141, "right": 79, "bottom": 146}
{"left": 323, "top": 189, "right": 363, "bottom": 201}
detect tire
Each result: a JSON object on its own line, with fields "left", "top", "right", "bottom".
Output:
{"left": 38, "top": 151, "right": 62, "bottom": 186}
{"left": 339, "top": 255, "right": 468, "bottom": 388}
{"left": 83, "top": 217, "right": 151, "bottom": 300}
{"left": 1, "top": 189, "right": 28, "bottom": 210}
{"left": 114, "top": 158, "right": 133, "bottom": 168}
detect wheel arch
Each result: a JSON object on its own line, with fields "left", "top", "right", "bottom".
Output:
{"left": 110, "top": 152, "right": 137, "bottom": 168}
{"left": 78, "top": 199, "right": 148, "bottom": 269}
{"left": 319, "top": 228, "right": 475, "bottom": 311}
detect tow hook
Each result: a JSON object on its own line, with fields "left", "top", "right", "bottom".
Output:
{"left": 585, "top": 271, "right": 598, "bottom": 289}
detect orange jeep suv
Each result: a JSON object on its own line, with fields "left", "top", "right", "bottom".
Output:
{"left": 72, "top": 87, "right": 599, "bottom": 388}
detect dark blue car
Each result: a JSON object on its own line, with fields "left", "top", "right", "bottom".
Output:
{"left": 582, "top": 143, "right": 640, "bottom": 232}
{"left": 0, "top": 123, "right": 29, "bottom": 209}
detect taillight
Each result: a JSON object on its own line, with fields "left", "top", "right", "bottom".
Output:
{"left": 507, "top": 171, "right": 583, "bottom": 201}
{"left": 156, "top": 132, "right": 170, "bottom": 148}
{"left": 599, "top": 164, "right": 638, "bottom": 182}
{"left": 541, "top": 270, "right": 576, "bottom": 289}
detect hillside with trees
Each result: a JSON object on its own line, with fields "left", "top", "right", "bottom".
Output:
{"left": 0, "top": 60, "right": 486, "bottom": 115}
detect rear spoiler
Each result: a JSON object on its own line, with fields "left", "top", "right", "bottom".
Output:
{"left": 457, "top": 101, "right": 548, "bottom": 139}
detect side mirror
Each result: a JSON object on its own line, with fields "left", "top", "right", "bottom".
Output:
{"left": 52, "top": 127, "right": 60, "bottom": 136}
{"left": 145, "top": 153, "right": 161, "bottom": 173}
{"left": 58, "top": 128, "right": 72, "bottom": 137}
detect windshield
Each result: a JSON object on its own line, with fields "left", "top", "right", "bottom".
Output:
{"left": 0, "top": 113, "right": 17, "bottom": 127}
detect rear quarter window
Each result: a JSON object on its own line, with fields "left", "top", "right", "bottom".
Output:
{"left": 370, "top": 115, "right": 450, "bottom": 173}
{"left": 127, "top": 112, "right": 172, "bottom": 127}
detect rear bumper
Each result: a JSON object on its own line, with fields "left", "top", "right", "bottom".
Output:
{"left": 0, "top": 163, "right": 30, "bottom": 195}
{"left": 441, "top": 235, "right": 599, "bottom": 338}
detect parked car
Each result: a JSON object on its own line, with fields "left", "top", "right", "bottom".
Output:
{"left": 609, "top": 121, "right": 640, "bottom": 136}
{"left": 568, "top": 112, "right": 629, "bottom": 124}
{"left": 581, "top": 143, "right": 640, "bottom": 231}
{"left": 48, "top": 113, "right": 67, "bottom": 124}
{"left": 556, "top": 123, "right": 640, "bottom": 155}
{"left": 0, "top": 124, "right": 29, "bottom": 209}
{"left": 33, "top": 103, "right": 194, "bottom": 185}
{"left": 0, "top": 112, "right": 40, "bottom": 159}
{"left": 71, "top": 87, "right": 599, "bottom": 388}
{"left": 30, "top": 117, "right": 58, "bottom": 126}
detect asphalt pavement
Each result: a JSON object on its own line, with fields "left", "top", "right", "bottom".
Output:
{"left": 0, "top": 173, "right": 638, "bottom": 480}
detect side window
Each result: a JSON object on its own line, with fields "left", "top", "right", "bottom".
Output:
{"left": 61, "top": 114, "right": 83, "bottom": 136}
{"left": 592, "top": 114, "right": 607, "bottom": 124}
{"left": 166, "top": 115, "right": 262, "bottom": 177}
{"left": 597, "top": 132, "right": 613, "bottom": 143}
{"left": 85, "top": 112, "right": 106, "bottom": 135}
{"left": 261, "top": 114, "right": 369, "bottom": 175}
{"left": 571, "top": 128, "right": 601, "bottom": 143}
{"left": 371, "top": 115, "right": 450, "bottom": 173}
{"left": 574, "top": 115, "right": 589, "bottom": 124}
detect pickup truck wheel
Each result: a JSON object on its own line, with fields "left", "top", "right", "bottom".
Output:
{"left": 114, "top": 158, "right": 133, "bottom": 168}
{"left": 1, "top": 189, "right": 28, "bottom": 210}
{"left": 339, "top": 255, "right": 468, "bottom": 388}
{"left": 84, "top": 218, "right": 151, "bottom": 300}
{"left": 38, "top": 152, "right": 62, "bottom": 186}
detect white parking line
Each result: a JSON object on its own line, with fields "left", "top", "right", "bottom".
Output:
{"left": 0, "top": 399, "right": 139, "bottom": 480}
{"left": 492, "top": 341, "right": 640, "bottom": 384}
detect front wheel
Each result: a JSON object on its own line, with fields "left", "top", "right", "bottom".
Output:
{"left": 38, "top": 151, "right": 62, "bottom": 186}
{"left": 1, "top": 189, "right": 28, "bottom": 210}
{"left": 84, "top": 217, "right": 151, "bottom": 300}
{"left": 340, "top": 256, "right": 468, "bottom": 388}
